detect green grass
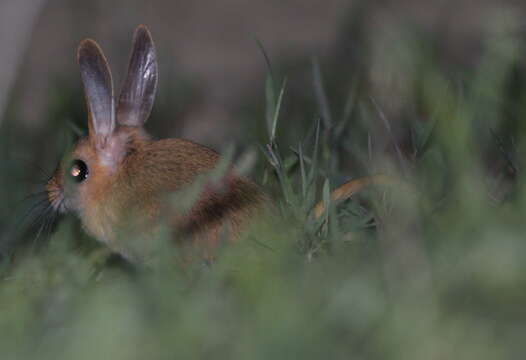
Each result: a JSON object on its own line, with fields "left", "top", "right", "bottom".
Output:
{"left": 2, "top": 12, "right": 526, "bottom": 360}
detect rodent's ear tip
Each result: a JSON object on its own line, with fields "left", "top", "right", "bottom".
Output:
{"left": 77, "top": 39, "right": 104, "bottom": 61}
{"left": 136, "top": 24, "right": 150, "bottom": 33}
{"left": 134, "top": 24, "right": 153, "bottom": 41}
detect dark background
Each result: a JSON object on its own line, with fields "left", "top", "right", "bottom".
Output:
{"left": 3, "top": 0, "right": 524, "bottom": 147}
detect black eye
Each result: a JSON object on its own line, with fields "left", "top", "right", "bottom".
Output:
{"left": 69, "top": 159, "right": 89, "bottom": 183}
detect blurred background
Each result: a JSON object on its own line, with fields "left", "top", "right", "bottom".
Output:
{"left": 3, "top": 0, "right": 525, "bottom": 193}
{"left": 2, "top": 0, "right": 523, "bottom": 144}
{"left": 2, "top": 1, "right": 526, "bottom": 359}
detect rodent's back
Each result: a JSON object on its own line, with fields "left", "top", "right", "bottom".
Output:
{"left": 115, "top": 136, "right": 269, "bottom": 250}
{"left": 122, "top": 137, "right": 222, "bottom": 191}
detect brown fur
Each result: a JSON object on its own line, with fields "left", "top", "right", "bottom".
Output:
{"left": 48, "top": 125, "right": 268, "bottom": 260}
{"left": 44, "top": 26, "right": 270, "bottom": 261}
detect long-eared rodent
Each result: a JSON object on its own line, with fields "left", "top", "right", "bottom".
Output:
{"left": 46, "top": 25, "right": 385, "bottom": 262}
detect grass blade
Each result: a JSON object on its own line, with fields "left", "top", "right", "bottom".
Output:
{"left": 270, "top": 78, "right": 287, "bottom": 144}
{"left": 312, "top": 58, "right": 333, "bottom": 128}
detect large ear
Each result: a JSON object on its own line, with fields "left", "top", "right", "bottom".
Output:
{"left": 78, "top": 39, "right": 115, "bottom": 148}
{"left": 117, "top": 25, "right": 158, "bottom": 127}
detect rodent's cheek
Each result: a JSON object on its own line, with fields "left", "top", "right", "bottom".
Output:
{"left": 62, "top": 181, "right": 83, "bottom": 214}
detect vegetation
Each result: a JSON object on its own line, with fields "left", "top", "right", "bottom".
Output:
{"left": 1, "top": 10, "right": 526, "bottom": 359}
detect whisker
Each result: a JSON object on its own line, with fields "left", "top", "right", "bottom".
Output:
{"left": 10, "top": 159, "right": 55, "bottom": 187}
{"left": 17, "top": 198, "right": 51, "bottom": 232}
{"left": 33, "top": 220, "right": 48, "bottom": 247}
{"left": 34, "top": 163, "right": 53, "bottom": 181}
{"left": 30, "top": 202, "right": 57, "bottom": 248}
{"left": 19, "top": 157, "right": 55, "bottom": 180}
{"left": 21, "top": 197, "right": 49, "bottom": 219}
{"left": 16, "top": 191, "right": 48, "bottom": 207}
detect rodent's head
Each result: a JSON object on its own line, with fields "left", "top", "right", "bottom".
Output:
{"left": 47, "top": 25, "right": 157, "bottom": 218}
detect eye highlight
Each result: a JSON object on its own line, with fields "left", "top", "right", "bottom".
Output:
{"left": 70, "top": 159, "right": 89, "bottom": 183}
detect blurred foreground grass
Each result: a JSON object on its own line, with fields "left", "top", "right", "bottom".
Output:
{"left": 2, "top": 13, "right": 526, "bottom": 360}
